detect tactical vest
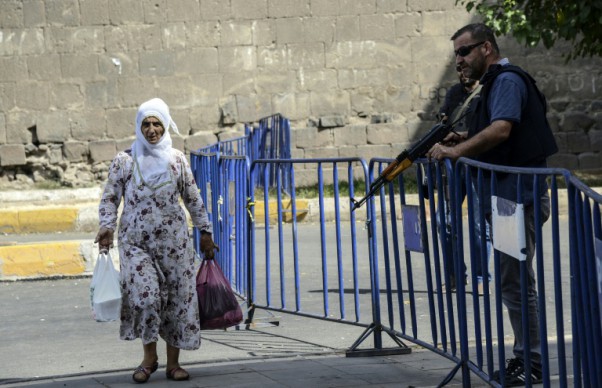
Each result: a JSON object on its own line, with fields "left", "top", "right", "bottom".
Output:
{"left": 467, "top": 64, "right": 558, "bottom": 167}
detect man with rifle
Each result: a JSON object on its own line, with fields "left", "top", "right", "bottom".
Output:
{"left": 350, "top": 68, "right": 480, "bottom": 211}
{"left": 350, "top": 66, "right": 491, "bottom": 295}
{"left": 426, "top": 23, "right": 558, "bottom": 386}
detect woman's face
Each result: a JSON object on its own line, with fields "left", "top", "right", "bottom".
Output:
{"left": 141, "top": 116, "right": 165, "bottom": 144}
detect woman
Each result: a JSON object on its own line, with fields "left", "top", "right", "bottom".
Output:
{"left": 95, "top": 98, "right": 216, "bottom": 383}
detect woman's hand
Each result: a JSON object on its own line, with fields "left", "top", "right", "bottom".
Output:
{"left": 94, "top": 227, "right": 114, "bottom": 252}
{"left": 200, "top": 232, "right": 219, "bottom": 260}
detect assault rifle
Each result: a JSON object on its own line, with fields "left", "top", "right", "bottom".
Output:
{"left": 351, "top": 122, "right": 456, "bottom": 210}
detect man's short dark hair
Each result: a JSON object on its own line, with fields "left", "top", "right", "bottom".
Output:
{"left": 451, "top": 23, "right": 500, "bottom": 54}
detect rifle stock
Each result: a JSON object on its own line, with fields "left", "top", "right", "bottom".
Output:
{"left": 351, "top": 123, "right": 452, "bottom": 210}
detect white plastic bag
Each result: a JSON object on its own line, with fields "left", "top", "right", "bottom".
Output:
{"left": 90, "top": 251, "right": 121, "bottom": 322}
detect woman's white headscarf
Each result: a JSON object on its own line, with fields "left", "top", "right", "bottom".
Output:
{"left": 132, "top": 98, "right": 180, "bottom": 188}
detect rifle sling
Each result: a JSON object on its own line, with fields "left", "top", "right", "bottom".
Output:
{"left": 450, "top": 84, "right": 482, "bottom": 124}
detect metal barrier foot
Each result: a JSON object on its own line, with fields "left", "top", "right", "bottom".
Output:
{"left": 345, "top": 323, "right": 412, "bottom": 357}
{"left": 436, "top": 361, "right": 463, "bottom": 387}
{"left": 244, "top": 305, "right": 281, "bottom": 329}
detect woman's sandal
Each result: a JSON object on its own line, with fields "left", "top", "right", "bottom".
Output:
{"left": 132, "top": 361, "right": 159, "bottom": 383}
{"left": 166, "top": 367, "right": 190, "bottom": 381}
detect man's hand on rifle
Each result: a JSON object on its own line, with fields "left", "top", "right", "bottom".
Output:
{"left": 426, "top": 142, "right": 461, "bottom": 161}
{"left": 441, "top": 131, "right": 467, "bottom": 146}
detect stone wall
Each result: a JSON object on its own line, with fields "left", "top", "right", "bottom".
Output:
{"left": 0, "top": 0, "right": 600, "bottom": 189}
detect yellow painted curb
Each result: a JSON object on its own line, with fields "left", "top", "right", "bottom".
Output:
{"left": 253, "top": 199, "right": 309, "bottom": 223}
{"left": 0, "top": 211, "right": 19, "bottom": 234}
{"left": 0, "top": 208, "right": 79, "bottom": 234}
{"left": 0, "top": 242, "right": 85, "bottom": 278}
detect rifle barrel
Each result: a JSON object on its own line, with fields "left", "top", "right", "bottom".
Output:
{"left": 350, "top": 123, "right": 451, "bottom": 211}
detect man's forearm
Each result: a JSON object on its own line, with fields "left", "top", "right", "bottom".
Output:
{"left": 455, "top": 120, "right": 512, "bottom": 158}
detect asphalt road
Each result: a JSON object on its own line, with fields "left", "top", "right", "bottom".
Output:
{"left": 0, "top": 219, "right": 575, "bottom": 384}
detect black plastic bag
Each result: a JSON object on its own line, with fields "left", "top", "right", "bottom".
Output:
{"left": 196, "top": 259, "right": 243, "bottom": 330}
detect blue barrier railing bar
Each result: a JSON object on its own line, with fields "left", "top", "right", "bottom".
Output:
{"left": 464, "top": 166, "right": 494, "bottom": 374}
{"left": 220, "top": 158, "right": 232, "bottom": 281}
{"left": 236, "top": 157, "right": 246, "bottom": 293}
{"left": 317, "top": 162, "right": 329, "bottom": 317}
{"left": 288, "top": 164, "right": 302, "bottom": 313}
{"left": 533, "top": 173, "right": 551, "bottom": 388}
{"left": 573, "top": 188, "right": 591, "bottom": 387}
{"left": 548, "top": 176, "right": 568, "bottom": 387}
{"left": 567, "top": 182, "right": 582, "bottom": 388}
{"left": 416, "top": 163, "right": 440, "bottom": 348}
{"left": 366, "top": 159, "right": 383, "bottom": 349}
{"left": 333, "top": 164, "right": 345, "bottom": 319}
{"left": 386, "top": 172, "right": 400, "bottom": 331}
{"left": 434, "top": 160, "right": 456, "bottom": 354}
{"left": 376, "top": 163, "right": 393, "bottom": 329}
{"left": 262, "top": 164, "right": 272, "bottom": 307}
{"left": 453, "top": 161, "right": 472, "bottom": 386}
{"left": 276, "top": 162, "right": 286, "bottom": 309}
{"left": 573, "top": 176, "right": 602, "bottom": 385}
{"left": 424, "top": 162, "right": 445, "bottom": 350}
{"left": 581, "top": 191, "right": 597, "bottom": 387}
{"left": 347, "top": 163, "right": 361, "bottom": 322}
{"left": 478, "top": 167, "right": 494, "bottom": 374}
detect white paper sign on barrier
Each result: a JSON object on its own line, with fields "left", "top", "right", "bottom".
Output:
{"left": 491, "top": 195, "right": 526, "bottom": 261}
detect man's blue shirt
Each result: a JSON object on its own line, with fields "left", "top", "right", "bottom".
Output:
{"left": 487, "top": 60, "right": 527, "bottom": 125}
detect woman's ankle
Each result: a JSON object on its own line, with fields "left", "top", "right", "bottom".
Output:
{"left": 141, "top": 356, "right": 158, "bottom": 366}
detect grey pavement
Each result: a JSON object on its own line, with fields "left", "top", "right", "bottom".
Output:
{"left": 0, "top": 352, "right": 470, "bottom": 388}
{"left": 0, "top": 277, "right": 476, "bottom": 388}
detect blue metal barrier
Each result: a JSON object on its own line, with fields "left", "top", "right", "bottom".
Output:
{"left": 190, "top": 113, "right": 292, "bottom": 282}
{"left": 196, "top": 114, "right": 290, "bottom": 164}
{"left": 190, "top": 113, "right": 601, "bottom": 386}
{"left": 190, "top": 150, "right": 220, "bottom": 259}
{"left": 196, "top": 142, "right": 219, "bottom": 155}
{"left": 196, "top": 131, "right": 247, "bottom": 156}
{"left": 366, "top": 159, "right": 466, "bottom": 362}
{"left": 567, "top": 176, "right": 602, "bottom": 387}
{"left": 247, "top": 158, "right": 370, "bottom": 324}
{"left": 363, "top": 156, "right": 600, "bottom": 387}
{"left": 247, "top": 114, "right": 292, "bottom": 193}
{"left": 217, "top": 155, "right": 251, "bottom": 296}
{"left": 246, "top": 114, "right": 291, "bottom": 163}
{"left": 450, "top": 158, "right": 573, "bottom": 387}
{"left": 190, "top": 150, "right": 250, "bottom": 296}
{"left": 245, "top": 157, "right": 411, "bottom": 354}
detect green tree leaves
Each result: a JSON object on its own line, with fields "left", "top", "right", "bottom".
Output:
{"left": 456, "top": 0, "right": 602, "bottom": 60}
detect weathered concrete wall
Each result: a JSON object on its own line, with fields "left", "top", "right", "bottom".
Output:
{"left": 0, "top": 0, "right": 600, "bottom": 188}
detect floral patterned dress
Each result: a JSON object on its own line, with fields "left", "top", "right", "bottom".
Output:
{"left": 99, "top": 149, "right": 212, "bottom": 350}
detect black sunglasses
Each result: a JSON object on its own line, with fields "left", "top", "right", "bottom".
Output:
{"left": 454, "top": 41, "right": 485, "bottom": 57}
